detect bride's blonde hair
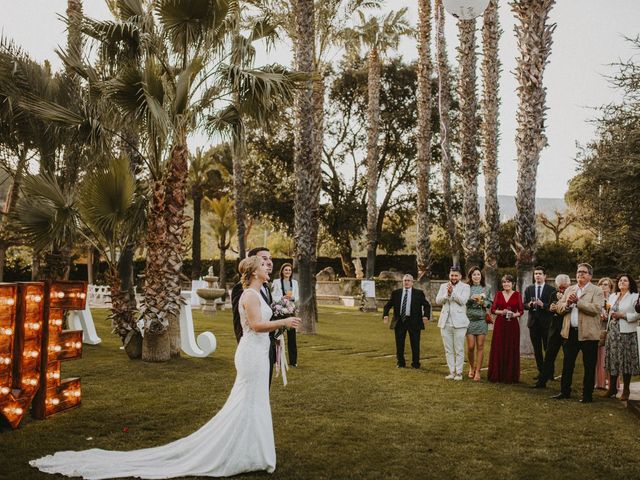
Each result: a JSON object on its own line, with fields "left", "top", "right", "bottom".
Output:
{"left": 239, "top": 256, "right": 262, "bottom": 288}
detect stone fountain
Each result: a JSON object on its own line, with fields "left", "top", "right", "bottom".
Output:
{"left": 196, "top": 267, "right": 226, "bottom": 314}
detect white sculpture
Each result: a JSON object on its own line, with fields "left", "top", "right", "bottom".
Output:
{"left": 178, "top": 291, "right": 217, "bottom": 357}
{"left": 443, "top": 0, "right": 490, "bottom": 20}
{"left": 68, "top": 303, "right": 102, "bottom": 345}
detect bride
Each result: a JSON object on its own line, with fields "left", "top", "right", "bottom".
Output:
{"left": 30, "top": 256, "right": 301, "bottom": 479}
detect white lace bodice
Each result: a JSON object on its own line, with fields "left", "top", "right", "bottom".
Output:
{"left": 239, "top": 288, "right": 273, "bottom": 336}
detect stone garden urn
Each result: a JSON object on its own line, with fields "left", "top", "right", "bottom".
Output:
{"left": 196, "top": 275, "right": 226, "bottom": 314}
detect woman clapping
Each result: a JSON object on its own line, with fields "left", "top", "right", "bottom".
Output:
{"left": 488, "top": 275, "right": 524, "bottom": 384}
{"left": 604, "top": 273, "right": 640, "bottom": 401}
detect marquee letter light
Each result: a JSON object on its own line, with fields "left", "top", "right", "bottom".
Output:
{"left": 0, "top": 283, "right": 44, "bottom": 429}
{"left": 33, "top": 281, "right": 87, "bottom": 420}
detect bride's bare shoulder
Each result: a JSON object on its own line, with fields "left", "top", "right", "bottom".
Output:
{"left": 240, "top": 288, "right": 259, "bottom": 305}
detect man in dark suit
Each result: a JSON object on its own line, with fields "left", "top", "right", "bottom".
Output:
{"left": 524, "top": 266, "right": 556, "bottom": 380}
{"left": 383, "top": 274, "right": 431, "bottom": 369}
{"left": 231, "top": 247, "right": 278, "bottom": 386}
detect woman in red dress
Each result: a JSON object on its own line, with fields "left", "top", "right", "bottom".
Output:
{"left": 488, "top": 274, "right": 524, "bottom": 383}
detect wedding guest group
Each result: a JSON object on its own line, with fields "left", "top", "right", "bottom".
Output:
{"left": 378, "top": 261, "right": 637, "bottom": 407}
{"left": 383, "top": 274, "right": 431, "bottom": 369}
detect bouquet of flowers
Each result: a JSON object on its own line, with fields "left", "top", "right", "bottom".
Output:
{"left": 272, "top": 296, "right": 297, "bottom": 320}
{"left": 271, "top": 296, "right": 297, "bottom": 338}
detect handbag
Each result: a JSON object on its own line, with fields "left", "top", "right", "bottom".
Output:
{"left": 484, "top": 312, "right": 494, "bottom": 324}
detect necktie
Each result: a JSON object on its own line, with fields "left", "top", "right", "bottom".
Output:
{"left": 401, "top": 289, "right": 408, "bottom": 318}
{"left": 536, "top": 285, "right": 541, "bottom": 301}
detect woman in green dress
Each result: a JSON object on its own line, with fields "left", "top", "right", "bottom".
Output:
{"left": 466, "top": 266, "right": 493, "bottom": 381}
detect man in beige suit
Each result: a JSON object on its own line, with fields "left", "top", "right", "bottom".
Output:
{"left": 552, "top": 263, "right": 604, "bottom": 403}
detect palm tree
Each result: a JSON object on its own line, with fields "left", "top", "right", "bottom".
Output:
{"left": 77, "top": 156, "right": 146, "bottom": 357}
{"left": 12, "top": 1, "right": 300, "bottom": 361}
{"left": 457, "top": 17, "right": 482, "bottom": 268}
{"left": 343, "top": 8, "right": 413, "bottom": 279}
{"left": 188, "top": 148, "right": 215, "bottom": 280}
{"left": 0, "top": 41, "right": 97, "bottom": 280}
{"left": 208, "top": 195, "right": 236, "bottom": 291}
{"left": 480, "top": 0, "right": 501, "bottom": 292}
{"left": 0, "top": 42, "right": 40, "bottom": 281}
{"left": 248, "top": 0, "right": 381, "bottom": 321}
{"left": 434, "top": 0, "right": 460, "bottom": 266}
{"left": 415, "top": 0, "right": 433, "bottom": 284}
{"left": 512, "top": 0, "right": 556, "bottom": 291}
{"left": 292, "top": 0, "right": 318, "bottom": 333}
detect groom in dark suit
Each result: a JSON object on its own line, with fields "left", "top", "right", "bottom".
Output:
{"left": 383, "top": 274, "right": 431, "bottom": 369}
{"left": 524, "top": 266, "right": 557, "bottom": 379}
{"left": 231, "top": 247, "right": 277, "bottom": 386}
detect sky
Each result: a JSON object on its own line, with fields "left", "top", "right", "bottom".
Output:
{"left": 2, "top": 0, "right": 640, "bottom": 199}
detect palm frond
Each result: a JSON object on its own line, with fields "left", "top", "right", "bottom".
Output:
{"left": 78, "top": 155, "right": 136, "bottom": 244}
{"left": 247, "top": 13, "right": 280, "bottom": 48}
{"left": 13, "top": 172, "right": 78, "bottom": 253}
{"left": 174, "top": 56, "right": 204, "bottom": 116}
{"left": 156, "top": 0, "right": 230, "bottom": 51}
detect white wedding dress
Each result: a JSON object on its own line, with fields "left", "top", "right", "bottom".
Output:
{"left": 30, "top": 289, "right": 276, "bottom": 479}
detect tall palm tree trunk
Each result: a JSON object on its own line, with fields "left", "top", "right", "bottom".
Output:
{"left": 231, "top": 125, "right": 247, "bottom": 260}
{"left": 457, "top": 19, "right": 482, "bottom": 269}
{"left": 512, "top": 0, "right": 556, "bottom": 292}
{"left": 415, "top": 0, "right": 433, "bottom": 284}
{"left": 231, "top": 19, "right": 247, "bottom": 260}
{"left": 513, "top": 0, "right": 556, "bottom": 355}
{"left": 141, "top": 180, "right": 171, "bottom": 361}
{"left": 312, "top": 72, "right": 325, "bottom": 256}
{"left": 140, "top": 141, "right": 189, "bottom": 361}
{"left": 435, "top": 0, "right": 460, "bottom": 266}
{"left": 293, "top": 0, "right": 318, "bottom": 334}
{"left": 162, "top": 143, "right": 189, "bottom": 358}
{"left": 481, "top": 0, "right": 501, "bottom": 293}
{"left": 62, "top": 0, "right": 84, "bottom": 189}
{"left": 191, "top": 188, "right": 203, "bottom": 279}
{"left": 365, "top": 47, "right": 381, "bottom": 279}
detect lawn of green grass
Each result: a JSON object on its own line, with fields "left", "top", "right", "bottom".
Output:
{"left": 1, "top": 306, "right": 639, "bottom": 480}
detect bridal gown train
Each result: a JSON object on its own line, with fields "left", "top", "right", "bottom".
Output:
{"left": 30, "top": 289, "right": 276, "bottom": 479}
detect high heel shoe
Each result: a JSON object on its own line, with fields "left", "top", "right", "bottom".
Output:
{"left": 620, "top": 389, "right": 631, "bottom": 401}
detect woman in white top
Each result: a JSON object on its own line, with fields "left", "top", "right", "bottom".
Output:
{"left": 604, "top": 273, "right": 640, "bottom": 401}
{"left": 271, "top": 263, "right": 299, "bottom": 366}
{"left": 31, "top": 256, "right": 300, "bottom": 479}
